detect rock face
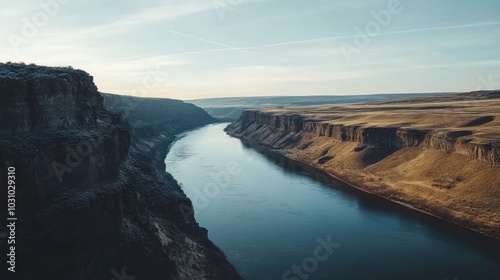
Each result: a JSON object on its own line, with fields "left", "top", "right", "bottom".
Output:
{"left": 226, "top": 95, "right": 500, "bottom": 239}
{"left": 0, "top": 65, "right": 102, "bottom": 132}
{"left": 236, "top": 110, "right": 500, "bottom": 166}
{"left": 0, "top": 63, "right": 240, "bottom": 280}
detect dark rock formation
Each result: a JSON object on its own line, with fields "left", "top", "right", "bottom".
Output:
{"left": 0, "top": 63, "right": 240, "bottom": 280}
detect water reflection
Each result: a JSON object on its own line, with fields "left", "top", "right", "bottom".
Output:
{"left": 166, "top": 123, "right": 500, "bottom": 280}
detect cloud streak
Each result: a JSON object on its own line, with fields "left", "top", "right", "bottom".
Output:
{"left": 245, "top": 21, "right": 500, "bottom": 49}
{"left": 2, "top": 0, "right": 500, "bottom": 99}
{"left": 164, "top": 29, "right": 261, "bottom": 55}
{"left": 74, "top": 2, "right": 213, "bottom": 38}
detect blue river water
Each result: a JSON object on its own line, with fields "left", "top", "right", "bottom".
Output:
{"left": 165, "top": 123, "right": 500, "bottom": 280}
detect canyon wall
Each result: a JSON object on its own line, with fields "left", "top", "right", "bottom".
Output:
{"left": 226, "top": 98, "right": 500, "bottom": 239}
{"left": 0, "top": 63, "right": 240, "bottom": 280}
{"left": 236, "top": 110, "right": 500, "bottom": 166}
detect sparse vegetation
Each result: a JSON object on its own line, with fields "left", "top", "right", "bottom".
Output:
{"left": 0, "top": 62, "right": 89, "bottom": 80}
{"left": 227, "top": 92, "right": 500, "bottom": 239}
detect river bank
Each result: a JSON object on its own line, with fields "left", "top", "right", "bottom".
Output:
{"left": 167, "top": 123, "right": 500, "bottom": 280}
{"left": 225, "top": 91, "right": 500, "bottom": 240}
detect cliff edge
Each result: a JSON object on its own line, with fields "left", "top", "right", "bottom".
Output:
{"left": 0, "top": 63, "right": 240, "bottom": 280}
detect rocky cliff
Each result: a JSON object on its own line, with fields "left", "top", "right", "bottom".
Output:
{"left": 236, "top": 110, "right": 500, "bottom": 166}
{"left": 226, "top": 93, "right": 500, "bottom": 239}
{"left": 0, "top": 63, "right": 240, "bottom": 280}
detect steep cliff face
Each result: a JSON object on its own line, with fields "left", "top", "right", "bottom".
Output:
{"left": 0, "top": 63, "right": 239, "bottom": 280}
{"left": 236, "top": 110, "right": 500, "bottom": 166}
{"left": 226, "top": 96, "right": 500, "bottom": 239}
{"left": 102, "top": 93, "right": 217, "bottom": 139}
{"left": 0, "top": 65, "right": 102, "bottom": 132}
{"left": 0, "top": 63, "right": 129, "bottom": 223}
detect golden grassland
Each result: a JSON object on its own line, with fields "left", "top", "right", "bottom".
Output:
{"left": 234, "top": 94, "right": 500, "bottom": 239}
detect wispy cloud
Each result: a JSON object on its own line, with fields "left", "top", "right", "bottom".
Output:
{"left": 245, "top": 21, "right": 500, "bottom": 49}
{"left": 75, "top": 2, "right": 213, "bottom": 38}
{"left": 384, "top": 60, "right": 500, "bottom": 72}
{"left": 71, "top": 0, "right": 273, "bottom": 38}
{"left": 380, "top": 21, "right": 500, "bottom": 37}
{"left": 164, "top": 29, "right": 261, "bottom": 55}
{"left": 2, "top": 0, "right": 500, "bottom": 99}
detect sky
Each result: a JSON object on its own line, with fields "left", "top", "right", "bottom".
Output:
{"left": 1, "top": 0, "right": 500, "bottom": 100}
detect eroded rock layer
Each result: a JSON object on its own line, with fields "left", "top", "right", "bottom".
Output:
{"left": 0, "top": 63, "right": 240, "bottom": 280}
{"left": 227, "top": 92, "right": 500, "bottom": 239}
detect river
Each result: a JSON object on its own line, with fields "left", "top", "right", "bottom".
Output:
{"left": 165, "top": 123, "right": 500, "bottom": 280}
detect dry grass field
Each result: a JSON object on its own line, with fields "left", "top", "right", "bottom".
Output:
{"left": 228, "top": 91, "right": 500, "bottom": 239}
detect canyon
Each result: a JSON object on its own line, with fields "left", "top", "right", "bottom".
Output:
{"left": 190, "top": 93, "right": 440, "bottom": 121}
{"left": 0, "top": 63, "right": 240, "bottom": 280}
{"left": 226, "top": 91, "right": 500, "bottom": 239}
{"left": 1, "top": 62, "right": 498, "bottom": 279}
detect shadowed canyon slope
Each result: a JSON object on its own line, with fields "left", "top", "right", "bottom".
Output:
{"left": 0, "top": 63, "right": 240, "bottom": 280}
{"left": 226, "top": 91, "right": 500, "bottom": 239}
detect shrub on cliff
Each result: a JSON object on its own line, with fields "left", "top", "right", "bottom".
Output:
{"left": 0, "top": 62, "right": 89, "bottom": 80}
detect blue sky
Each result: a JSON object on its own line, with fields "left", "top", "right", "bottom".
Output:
{"left": 1, "top": 0, "right": 500, "bottom": 99}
